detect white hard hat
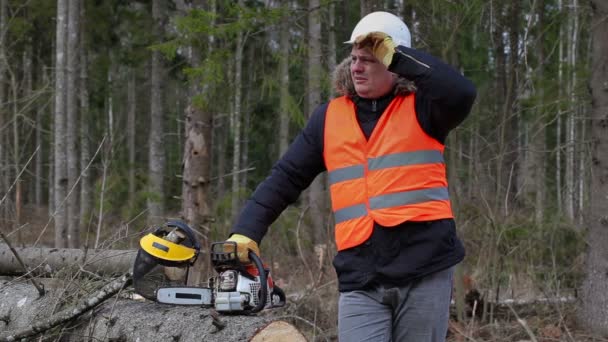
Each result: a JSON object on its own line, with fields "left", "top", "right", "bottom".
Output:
{"left": 345, "top": 11, "right": 411, "bottom": 48}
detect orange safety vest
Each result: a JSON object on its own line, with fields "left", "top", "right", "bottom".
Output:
{"left": 324, "top": 95, "right": 453, "bottom": 251}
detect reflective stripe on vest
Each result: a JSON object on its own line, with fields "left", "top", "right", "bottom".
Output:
{"left": 324, "top": 95, "right": 453, "bottom": 251}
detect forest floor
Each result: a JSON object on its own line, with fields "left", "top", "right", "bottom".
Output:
{"left": 445, "top": 302, "right": 608, "bottom": 342}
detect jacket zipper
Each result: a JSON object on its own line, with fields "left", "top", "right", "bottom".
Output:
{"left": 396, "top": 50, "right": 431, "bottom": 69}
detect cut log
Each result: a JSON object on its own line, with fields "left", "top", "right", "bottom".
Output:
{"left": 0, "top": 278, "right": 307, "bottom": 341}
{"left": 251, "top": 321, "right": 308, "bottom": 342}
{"left": 0, "top": 244, "right": 135, "bottom": 276}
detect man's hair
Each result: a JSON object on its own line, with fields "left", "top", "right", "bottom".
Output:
{"left": 332, "top": 56, "right": 416, "bottom": 97}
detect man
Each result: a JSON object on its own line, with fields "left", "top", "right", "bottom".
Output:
{"left": 228, "top": 11, "right": 476, "bottom": 342}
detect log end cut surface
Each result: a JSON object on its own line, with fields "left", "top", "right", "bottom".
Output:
{"left": 251, "top": 321, "right": 308, "bottom": 342}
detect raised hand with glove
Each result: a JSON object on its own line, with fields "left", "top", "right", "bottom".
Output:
{"left": 354, "top": 32, "right": 397, "bottom": 67}
{"left": 225, "top": 233, "right": 260, "bottom": 264}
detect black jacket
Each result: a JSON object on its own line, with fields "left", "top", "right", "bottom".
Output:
{"left": 232, "top": 46, "right": 477, "bottom": 291}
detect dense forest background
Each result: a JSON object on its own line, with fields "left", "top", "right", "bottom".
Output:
{"left": 1, "top": 0, "right": 608, "bottom": 340}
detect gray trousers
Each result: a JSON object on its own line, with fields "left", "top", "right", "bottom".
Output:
{"left": 338, "top": 267, "right": 454, "bottom": 342}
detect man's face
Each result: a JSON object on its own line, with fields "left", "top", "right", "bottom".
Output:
{"left": 350, "top": 46, "right": 395, "bottom": 99}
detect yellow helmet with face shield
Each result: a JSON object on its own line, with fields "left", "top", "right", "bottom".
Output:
{"left": 133, "top": 221, "right": 201, "bottom": 300}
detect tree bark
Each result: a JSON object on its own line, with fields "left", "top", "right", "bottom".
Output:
{"left": 556, "top": 0, "right": 564, "bottom": 215}
{"left": 0, "top": 244, "right": 136, "bottom": 276}
{"left": 79, "top": 1, "right": 90, "bottom": 227}
{"left": 66, "top": 0, "right": 80, "bottom": 248}
{"left": 564, "top": 0, "right": 579, "bottom": 221}
{"left": 230, "top": 0, "right": 245, "bottom": 222}
{"left": 0, "top": 0, "right": 6, "bottom": 227}
{"left": 148, "top": 0, "right": 166, "bottom": 224}
{"left": 177, "top": 0, "right": 214, "bottom": 286}
{"left": 9, "top": 45, "right": 20, "bottom": 238}
{"left": 35, "top": 71, "right": 44, "bottom": 206}
{"left": 23, "top": 43, "right": 34, "bottom": 206}
{"left": 54, "top": 0, "right": 69, "bottom": 248}
{"left": 278, "top": 3, "right": 290, "bottom": 158}
{"left": 127, "top": 68, "right": 136, "bottom": 206}
{"left": 578, "top": 0, "right": 608, "bottom": 334}
{"left": 492, "top": 2, "right": 521, "bottom": 216}
{"left": 533, "top": 0, "right": 546, "bottom": 224}
{"left": 241, "top": 44, "right": 253, "bottom": 191}
{"left": 0, "top": 278, "right": 306, "bottom": 342}
{"left": 327, "top": 1, "right": 337, "bottom": 88}
{"left": 504, "top": 1, "right": 521, "bottom": 214}
{"left": 307, "top": 0, "right": 326, "bottom": 244}
{"left": 359, "top": 0, "right": 381, "bottom": 16}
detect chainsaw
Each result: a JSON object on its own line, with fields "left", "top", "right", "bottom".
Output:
{"left": 132, "top": 221, "right": 285, "bottom": 314}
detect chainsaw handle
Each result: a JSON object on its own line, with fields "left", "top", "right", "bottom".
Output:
{"left": 248, "top": 250, "right": 267, "bottom": 314}
{"left": 272, "top": 285, "right": 286, "bottom": 308}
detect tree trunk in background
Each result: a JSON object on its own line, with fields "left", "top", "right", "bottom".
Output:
{"left": 24, "top": 45, "right": 33, "bottom": 204}
{"left": 9, "top": 47, "right": 18, "bottom": 232}
{"left": 9, "top": 49, "right": 19, "bottom": 238}
{"left": 35, "top": 65, "right": 45, "bottom": 207}
{"left": 493, "top": 2, "right": 520, "bottom": 216}
{"left": 578, "top": 101, "right": 587, "bottom": 225}
{"left": 107, "top": 67, "right": 114, "bottom": 152}
{"left": 148, "top": 0, "right": 166, "bottom": 224}
{"left": 66, "top": 0, "right": 80, "bottom": 248}
{"left": 572, "top": 0, "right": 582, "bottom": 223}
{"left": 211, "top": 3, "right": 225, "bottom": 202}
{"left": 54, "top": 0, "right": 68, "bottom": 248}
{"left": 0, "top": 0, "right": 6, "bottom": 226}
{"left": 467, "top": 123, "right": 477, "bottom": 199}
{"left": 492, "top": 2, "right": 507, "bottom": 212}
{"left": 360, "top": 0, "right": 381, "bottom": 16}
{"left": 230, "top": 0, "right": 245, "bottom": 222}
{"left": 214, "top": 52, "right": 230, "bottom": 205}
{"left": 18, "top": 45, "right": 33, "bottom": 231}
{"left": 179, "top": 0, "right": 214, "bottom": 285}
{"left": 327, "top": 1, "right": 337, "bottom": 91}
{"left": 278, "top": 4, "right": 290, "bottom": 158}
{"left": 534, "top": 0, "right": 546, "bottom": 224}
{"left": 79, "top": 1, "right": 90, "bottom": 230}
{"left": 579, "top": 0, "right": 608, "bottom": 334}
{"left": 564, "top": 0, "right": 578, "bottom": 221}
{"left": 49, "top": 43, "right": 55, "bottom": 217}
{"left": 307, "top": 0, "right": 325, "bottom": 243}
{"left": 504, "top": 1, "right": 521, "bottom": 215}
{"left": 127, "top": 69, "right": 136, "bottom": 206}
{"left": 49, "top": 120, "right": 54, "bottom": 215}
{"left": 216, "top": 116, "right": 227, "bottom": 201}
{"left": 241, "top": 45, "right": 253, "bottom": 190}
{"left": 556, "top": 0, "right": 564, "bottom": 215}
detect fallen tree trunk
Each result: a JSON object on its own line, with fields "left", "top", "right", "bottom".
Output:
{"left": 0, "top": 277, "right": 307, "bottom": 341}
{"left": 0, "top": 244, "right": 135, "bottom": 276}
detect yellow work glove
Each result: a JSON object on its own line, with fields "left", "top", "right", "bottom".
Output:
{"left": 354, "top": 31, "right": 397, "bottom": 67}
{"left": 226, "top": 234, "right": 260, "bottom": 264}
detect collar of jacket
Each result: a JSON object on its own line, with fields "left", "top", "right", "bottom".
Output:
{"left": 350, "top": 92, "right": 396, "bottom": 116}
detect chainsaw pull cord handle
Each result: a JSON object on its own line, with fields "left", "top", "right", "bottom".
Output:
{"left": 248, "top": 249, "right": 267, "bottom": 314}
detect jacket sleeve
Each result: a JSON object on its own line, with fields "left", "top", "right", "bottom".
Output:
{"left": 231, "top": 104, "right": 328, "bottom": 244}
{"left": 388, "top": 46, "right": 477, "bottom": 143}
